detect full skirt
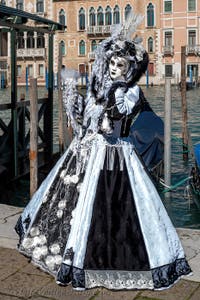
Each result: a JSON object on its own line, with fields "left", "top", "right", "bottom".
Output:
{"left": 15, "top": 134, "right": 191, "bottom": 290}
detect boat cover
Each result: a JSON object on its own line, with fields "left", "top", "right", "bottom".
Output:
{"left": 129, "top": 111, "right": 164, "bottom": 170}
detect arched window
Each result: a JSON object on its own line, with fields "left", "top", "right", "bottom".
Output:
{"left": 79, "top": 40, "right": 86, "bottom": 55}
{"left": 60, "top": 41, "right": 66, "bottom": 56}
{"left": 17, "top": 32, "right": 24, "bottom": 49}
{"left": 27, "top": 31, "right": 34, "bottom": 48}
{"left": 16, "top": 0, "right": 23, "bottom": 10}
{"left": 147, "top": 3, "right": 154, "bottom": 27}
{"left": 113, "top": 5, "right": 120, "bottom": 24}
{"left": 36, "top": 0, "right": 44, "bottom": 13}
{"left": 37, "top": 32, "right": 45, "bottom": 48}
{"left": 91, "top": 40, "right": 97, "bottom": 52}
{"left": 148, "top": 37, "right": 153, "bottom": 52}
{"left": 59, "top": 9, "right": 66, "bottom": 26}
{"left": 89, "top": 7, "right": 96, "bottom": 26}
{"left": 125, "top": 4, "right": 132, "bottom": 20}
{"left": 79, "top": 8, "right": 85, "bottom": 30}
{"left": 105, "top": 6, "right": 112, "bottom": 25}
{"left": 97, "top": 6, "right": 104, "bottom": 26}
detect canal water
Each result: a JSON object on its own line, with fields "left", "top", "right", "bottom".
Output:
{"left": 0, "top": 85, "right": 200, "bottom": 229}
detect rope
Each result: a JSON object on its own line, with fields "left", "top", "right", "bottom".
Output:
{"left": 171, "top": 135, "right": 193, "bottom": 155}
{"left": 161, "top": 176, "right": 192, "bottom": 193}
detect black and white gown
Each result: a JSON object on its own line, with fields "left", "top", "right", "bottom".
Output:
{"left": 15, "top": 83, "right": 191, "bottom": 291}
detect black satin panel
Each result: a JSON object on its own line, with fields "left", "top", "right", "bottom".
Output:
{"left": 57, "top": 264, "right": 85, "bottom": 289}
{"left": 152, "top": 258, "right": 192, "bottom": 289}
{"left": 15, "top": 215, "right": 31, "bottom": 244}
{"left": 57, "top": 263, "right": 72, "bottom": 285}
{"left": 84, "top": 149, "right": 150, "bottom": 271}
{"left": 72, "top": 267, "right": 85, "bottom": 289}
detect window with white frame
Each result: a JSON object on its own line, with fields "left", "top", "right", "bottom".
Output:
{"left": 89, "top": 7, "right": 96, "bottom": 26}
{"left": 28, "top": 64, "right": 33, "bottom": 77}
{"left": 188, "top": 30, "right": 196, "bottom": 46}
{"left": 16, "top": 0, "right": 23, "bottom": 10}
{"left": 147, "top": 3, "right": 154, "bottom": 27}
{"left": 113, "top": 5, "right": 120, "bottom": 24}
{"left": 165, "top": 31, "right": 172, "bottom": 46}
{"left": 37, "top": 32, "right": 45, "bottom": 48}
{"left": 79, "top": 40, "right": 86, "bottom": 56}
{"left": 59, "top": 9, "right": 66, "bottom": 26}
{"left": 125, "top": 4, "right": 132, "bottom": 20}
{"left": 187, "top": 64, "right": 198, "bottom": 77}
{"left": 148, "top": 37, "right": 154, "bottom": 52}
{"left": 164, "top": 0, "right": 172, "bottom": 13}
{"left": 39, "top": 64, "right": 44, "bottom": 76}
{"left": 148, "top": 63, "right": 154, "bottom": 76}
{"left": 188, "top": 0, "right": 196, "bottom": 11}
{"left": 27, "top": 31, "right": 34, "bottom": 48}
{"left": 17, "top": 32, "right": 24, "bottom": 49}
{"left": 17, "top": 65, "right": 22, "bottom": 76}
{"left": 165, "top": 64, "right": 173, "bottom": 77}
{"left": 79, "top": 8, "right": 85, "bottom": 30}
{"left": 60, "top": 41, "right": 66, "bottom": 56}
{"left": 36, "top": 0, "right": 44, "bottom": 13}
{"left": 79, "top": 64, "right": 86, "bottom": 75}
{"left": 97, "top": 7, "right": 104, "bottom": 26}
{"left": 91, "top": 40, "right": 97, "bottom": 52}
{"left": 105, "top": 6, "right": 112, "bottom": 26}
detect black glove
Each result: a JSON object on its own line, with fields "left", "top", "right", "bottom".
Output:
{"left": 107, "top": 81, "right": 128, "bottom": 99}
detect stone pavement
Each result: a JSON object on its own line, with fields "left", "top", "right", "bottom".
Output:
{"left": 0, "top": 204, "right": 200, "bottom": 300}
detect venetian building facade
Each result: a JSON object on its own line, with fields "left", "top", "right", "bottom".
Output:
{"left": 0, "top": 0, "right": 200, "bottom": 86}
{"left": 0, "top": 0, "right": 54, "bottom": 86}
{"left": 160, "top": 0, "right": 200, "bottom": 84}
{"left": 53, "top": 0, "right": 200, "bottom": 85}
{"left": 53, "top": 0, "right": 161, "bottom": 85}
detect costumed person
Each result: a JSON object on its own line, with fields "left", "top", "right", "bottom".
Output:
{"left": 15, "top": 14, "right": 192, "bottom": 291}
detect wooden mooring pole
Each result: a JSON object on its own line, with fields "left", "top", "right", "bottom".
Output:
{"left": 29, "top": 78, "right": 38, "bottom": 197}
{"left": 58, "top": 42, "right": 64, "bottom": 154}
{"left": 181, "top": 46, "right": 189, "bottom": 161}
{"left": 164, "top": 78, "right": 172, "bottom": 197}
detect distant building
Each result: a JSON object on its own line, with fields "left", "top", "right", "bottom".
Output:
{"left": 160, "top": 0, "right": 200, "bottom": 85}
{"left": 53, "top": 0, "right": 161, "bottom": 85}
{"left": 0, "top": 0, "right": 53, "bottom": 87}
{"left": 0, "top": 0, "right": 200, "bottom": 86}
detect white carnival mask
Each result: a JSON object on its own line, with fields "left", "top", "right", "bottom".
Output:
{"left": 109, "top": 56, "right": 129, "bottom": 80}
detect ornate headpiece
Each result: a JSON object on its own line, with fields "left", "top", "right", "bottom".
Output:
{"left": 90, "top": 13, "right": 148, "bottom": 100}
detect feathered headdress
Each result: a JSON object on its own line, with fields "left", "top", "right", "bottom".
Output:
{"left": 90, "top": 12, "right": 148, "bottom": 100}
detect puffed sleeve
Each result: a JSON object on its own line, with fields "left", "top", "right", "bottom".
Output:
{"left": 114, "top": 85, "right": 140, "bottom": 115}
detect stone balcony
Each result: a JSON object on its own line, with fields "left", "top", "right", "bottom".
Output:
{"left": 186, "top": 45, "right": 200, "bottom": 56}
{"left": 88, "top": 52, "right": 95, "bottom": 61}
{"left": 87, "top": 25, "right": 111, "bottom": 35}
{"left": 17, "top": 48, "right": 46, "bottom": 58}
{"left": 162, "top": 45, "right": 174, "bottom": 56}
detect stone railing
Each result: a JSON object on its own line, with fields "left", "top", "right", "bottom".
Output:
{"left": 186, "top": 45, "right": 200, "bottom": 56}
{"left": 88, "top": 52, "right": 95, "bottom": 60}
{"left": 17, "top": 48, "right": 46, "bottom": 58}
{"left": 162, "top": 45, "right": 174, "bottom": 56}
{"left": 87, "top": 25, "right": 111, "bottom": 35}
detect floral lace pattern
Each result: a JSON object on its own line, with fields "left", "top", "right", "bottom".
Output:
{"left": 85, "top": 269, "right": 153, "bottom": 290}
